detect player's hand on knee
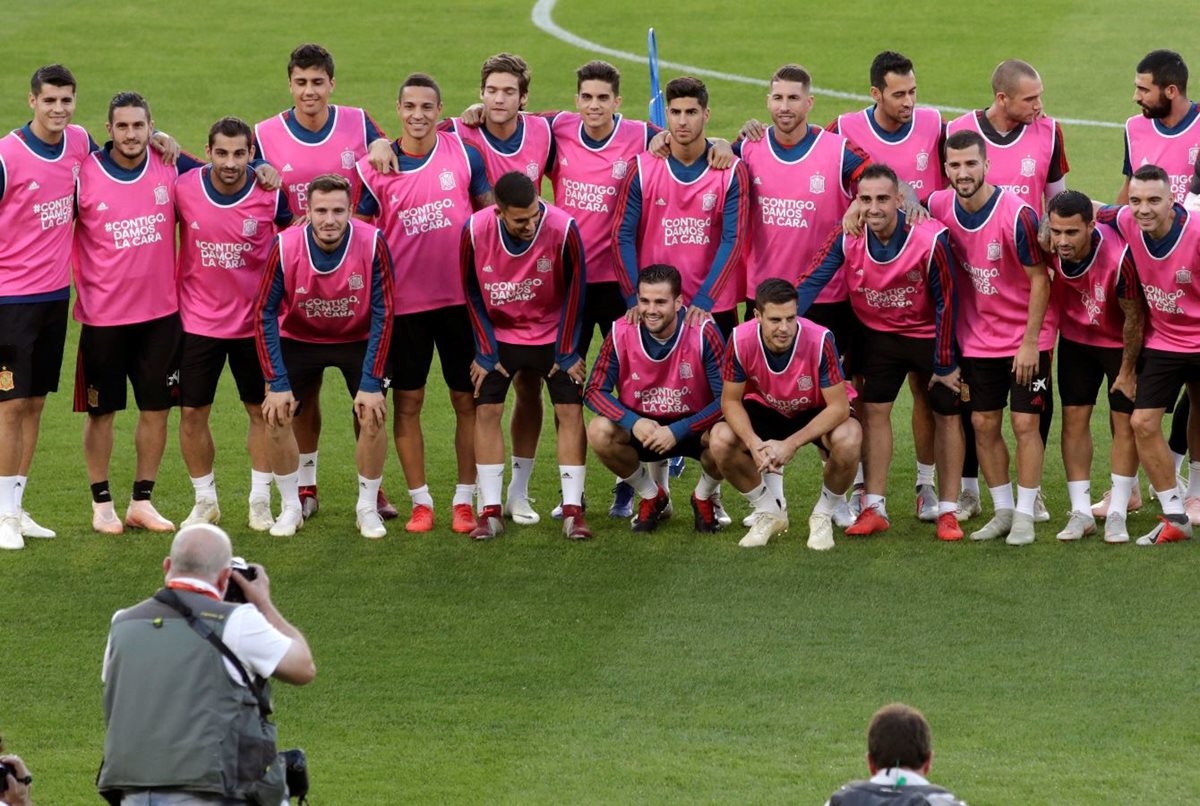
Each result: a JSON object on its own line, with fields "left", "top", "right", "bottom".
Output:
{"left": 738, "top": 118, "right": 766, "bottom": 142}
{"left": 565, "top": 360, "right": 586, "bottom": 386}
{"left": 262, "top": 391, "right": 297, "bottom": 428}
{"left": 1111, "top": 370, "right": 1136, "bottom": 401}
{"left": 354, "top": 390, "right": 387, "bottom": 428}
{"left": 929, "top": 367, "right": 961, "bottom": 393}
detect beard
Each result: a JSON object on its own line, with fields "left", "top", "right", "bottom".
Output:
{"left": 1140, "top": 96, "right": 1172, "bottom": 119}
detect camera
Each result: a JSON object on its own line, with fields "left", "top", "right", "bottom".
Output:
{"left": 0, "top": 761, "right": 32, "bottom": 794}
{"left": 281, "top": 748, "right": 309, "bottom": 803}
{"left": 224, "top": 556, "right": 258, "bottom": 603}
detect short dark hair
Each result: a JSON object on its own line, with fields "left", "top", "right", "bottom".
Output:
{"left": 867, "top": 704, "right": 932, "bottom": 771}
{"left": 665, "top": 76, "right": 708, "bottom": 109}
{"left": 31, "top": 64, "right": 76, "bottom": 96}
{"left": 870, "top": 51, "right": 914, "bottom": 91}
{"left": 494, "top": 171, "right": 538, "bottom": 208}
{"left": 481, "top": 52, "right": 531, "bottom": 97}
{"left": 207, "top": 116, "right": 253, "bottom": 149}
{"left": 307, "top": 173, "right": 352, "bottom": 201}
{"left": 638, "top": 264, "right": 681, "bottom": 297}
{"left": 1131, "top": 163, "right": 1170, "bottom": 186}
{"left": 107, "top": 91, "right": 150, "bottom": 124}
{"left": 858, "top": 163, "right": 900, "bottom": 191}
{"left": 577, "top": 60, "right": 620, "bottom": 95}
{"left": 770, "top": 64, "right": 811, "bottom": 90}
{"left": 1046, "top": 190, "right": 1094, "bottom": 223}
{"left": 755, "top": 278, "right": 798, "bottom": 308}
{"left": 399, "top": 72, "right": 441, "bottom": 104}
{"left": 991, "top": 59, "right": 1039, "bottom": 96}
{"left": 945, "top": 129, "right": 987, "bottom": 158}
{"left": 1137, "top": 49, "right": 1188, "bottom": 96}
{"left": 288, "top": 43, "right": 335, "bottom": 79}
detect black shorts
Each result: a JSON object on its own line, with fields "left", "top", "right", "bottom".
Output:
{"left": 1057, "top": 337, "right": 1133, "bottom": 415}
{"left": 390, "top": 306, "right": 474, "bottom": 393}
{"left": 743, "top": 398, "right": 855, "bottom": 458}
{"left": 711, "top": 309, "right": 738, "bottom": 340}
{"left": 0, "top": 298, "right": 68, "bottom": 401}
{"left": 801, "top": 301, "right": 860, "bottom": 373}
{"left": 578, "top": 281, "right": 628, "bottom": 361}
{"left": 1135, "top": 348, "right": 1200, "bottom": 410}
{"left": 476, "top": 342, "right": 582, "bottom": 406}
{"left": 179, "top": 334, "right": 265, "bottom": 407}
{"left": 282, "top": 338, "right": 374, "bottom": 400}
{"left": 74, "top": 314, "right": 182, "bottom": 414}
{"left": 959, "top": 351, "right": 1053, "bottom": 414}
{"left": 857, "top": 330, "right": 960, "bottom": 415}
{"left": 630, "top": 429, "right": 707, "bottom": 462}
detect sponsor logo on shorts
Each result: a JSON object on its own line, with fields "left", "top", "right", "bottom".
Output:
{"left": 87, "top": 385, "right": 99, "bottom": 408}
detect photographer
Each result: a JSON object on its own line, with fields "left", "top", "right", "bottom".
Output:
{"left": 98, "top": 524, "right": 315, "bottom": 805}
{"left": 0, "top": 752, "right": 34, "bottom": 806}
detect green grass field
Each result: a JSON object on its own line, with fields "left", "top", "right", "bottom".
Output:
{"left": 3, "top": 1, "right": 1200, "bottom": 803}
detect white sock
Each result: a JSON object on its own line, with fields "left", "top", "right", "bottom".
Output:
{"left": 249, "top": 470, "right": 272, "bottom": 503}
{"left": 853, "top": 464, "right": 865, "bottom": 486}
{"left": 298, "top": 452, "right": 318, "bottom": 486}
{"left": 191, "top": 473, "right": 217, "bottom": 502}
{"left": 989, "top": 483, "right": 1014, "bottom": 511}
{"left": 744, "top": 480, "right": 783, "bottom": 514}
{"left": 938, "top": 500, "right": 958, "bottom": 515}
{"left": 0, "top": 476, "right": 17, "bottom": 516}
{"left": 1187, "top": 462, "right": 1200, "bottom": 498}
{"left": 864, "top": 494, "right": 887, "bottom": 518}
{"left": 1110, "top": 474, "right": 1136, "bottom": 517}
{"left": 694, "top": 471, "right": 720, "bottom": 501}
{"left": 560, "top": 465, "right": 585, "bottom": 507}
{"left": 1067, "top": 480, "right": 1091, "bottom": 514}
{"left": 813, "top": 485, "right": 842, "bottom": 516}
{"left": 478, "top": 463, "right": 504, "bottom": 508}
{"left": 357, "top": 475, "right": 382, "bottom": 511}
{"left": 507, "top": 456, "right": 534, "bottom": 501}
{"left": 275, "top": 471, "right": 301, "bottom": 512}
{"left": 1015, "top": 485, "right": 1038, "bottom": 517}
{"left": 408, "top": 484, "right": 434, "bottom": 509}
{"left": 453, "top": 483, "right": 476, "bottom": 507}
{"left": 916, "top": 462, "right": 936, "bottom": 487}
{"left": 14, "top": 475, "right": 26, "bottom": 509}
{"left": 649, "top": 460, "right": 670, "bottom": 493}
{"left": 1157, "top": 484, "right": 1184, "bottom": 516}
{"left": 1172, "top": 451, "right": 1186, "bottom": 478}
{"left": 622, "top": 465, "right": 659, "bottom": 499}
{"left": 962, "top": 477, "right": 980, "bottom": 495}
{"left": 763, "top": 471, "right": 785, "bottom": 505}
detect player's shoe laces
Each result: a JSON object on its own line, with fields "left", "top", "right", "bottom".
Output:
{"left": 182, "top": 498, "right": 221, "bottom": 528}
{"left": 19, "top": 510, "right": 55, "bottom": 539}
{"left": 561, "top": 504, "right": 592, "bottom": 540}
{"left": 691, "top": 493, "right": 721, "bottom": 533}
{"left": 1005, "top": 511, "right": 1037, "bottom": 546}
{"left": 299, "top": 485, "right": 319, "bottom": 519}
{"left": 1055, "top": 511, "right": 1096, "bottom": 542}
{"left": 470, "top": 505, "right": 504, "bottom": 540}
{"left": 1091, "top": 487, "right": 1142, "bottom": 520}
{"left": 632, "top": 487, "right": 670, "bottom": 533}
{"left": 125, "top": 500, "right": 175, "bottom": 533}
{"left": 739, "top": 510, "right": 788, "bottom": 548}
{"left": 503, "top": 495, "right": 540, "bottom": 525}
{"left": 92, "top": 501, "right": 124, "bottom": 535}
{"left": 970, "top": 508, "right": 1013, "bottom": 542}
{"left": 936, "top": 512, "right": 964, "bottom": 541}
{"left": 668, "top": 456, "right": 686, "bottom": 478}
{"left": 956, "top": 489, "right": 982, "bottom": 522}
{"left": 848, "top": 483, "right": 865, "bottom": 517}
{"left": 710, "top": 490, "right": 732, "bottom": 527}
{"left": 248, "top": 499, "right": 275, "bottom": 532}
{"left": 451, "top": 503, "right": 476, "bottom": 534}
{"left": 1104, "top": 512, "right": 1130, "bottom": 544}
{"left": 357, "top": 507, "right": 387, "bottom": 539}
{"left": 377, "top": 489, "right": 399, "bottom": 520}
{"left": 1033, "top": 490, "right": 1051, "bottom": 523}
{"left": 805, "top": 513, "right": 834, "bottom": 551}
{"left": 832, "top": 498, "right": 856, "bottom": 529}
{"left": 405, "top": 504, "right": 434, "bottom": 533}
{"left": 608, "top": 482, "right": 635, "bottom": 518}
{"left": 0, "top": 514, "right": 25, "bottom": 550}
{"left": 1184, "top": 496, "right": 1200, "bottom": 525}
{"left": 845, "top": 505, "right": 890, "bottom": 536}
{"left": 269, "top": 506, "right": 303, "bottom": 537}
{"left": 915, "top": 484, "right": 938, "bottom": 522}
{"left": 1136, "top": 515, "right": 1192, "bottom": 546}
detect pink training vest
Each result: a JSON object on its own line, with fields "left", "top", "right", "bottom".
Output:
{"left": 634, "top": 152, "right": 741, "bottom": 310}
{"left": 741, "top": 127, "right": 851, "bottom": 304}
{"left": 1125, "top": 112, "right": 1200, "bottom": 203}
{"left": 1114, "top": 205, "right": 1200, "bottom": 353}
{"left": 841, "top": 220, "right": 947, "bottom": 338}
{"left": 72, "top": 152, "right": 178, "bottom": 326}
{"left": 1049, "top": 222, "right": 1129, "bottom": 349}
{"left": 277, "top": 219, "right": 380, "bottom": 343}
{"left": 732, "top": 318, "right": 853, "bottom": 417}
{"left": 468, "top": 202, "right": 574, "bottom": 345}
{"left": 610, "top": 317, "right": 715, "bottom": 418}
{"left": 551, "top": 112, "right": 647, "bottom": 285}
{"left": 255, "top": 105, "right": 369, "bottom": 214}
{"left": 837, "top": 107, "right": 944, "bottom": 204}
{"left": 176, "top": 168, "right": 282, "bottom": 339}
{"left": 946, "top": 112, "right": 1057, "bottom": 215}
{"left": 929, "top": 187, "right": 1055, "bottom": 357}
{"left": 454, "top": 112, "right": 553, "bottom": 185}
{"left": 357, "top": 131, "right": 474, "bottom": 315}
{"left": 0, "top": 124, "right": 90, "bottom": 296}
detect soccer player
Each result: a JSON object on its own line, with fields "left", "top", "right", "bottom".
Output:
{"left": 1098, "top": 165, "right": 1200, "bottom": 545}
{"left": 255, "top": 43, "right": 391, "bottom": 520}
{"left": 1121, "top": 50, "right": 1199, "bottom": 205}
{"left": 356, "top": 73, "right": 492, "bottom": 534}
{"left": 1042, "top": 191, "right": 1140, "bottom": 543}
{"left": 710, "top": 279, "right": 861, "bottom": 549}
{"left": 928, "top": 130, "right": 1053, "bottom": 546}
{"left": 797, "top": 164, "right": 964, "bottom": 541}
{"left": 176, "top": 117, "right": 294, "bottom": 532}
{"left": 584, "top": 265, "right": 726, "bottom": 532}
{"left": 255, "top": 174, "right": 394, "bottom": 539}
{"left": 461, "top": 172, "right": 587, "bottom": 540}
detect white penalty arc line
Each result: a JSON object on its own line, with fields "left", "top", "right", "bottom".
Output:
{"left": 531, "top": 0, "right": 1123, "bottom": 129}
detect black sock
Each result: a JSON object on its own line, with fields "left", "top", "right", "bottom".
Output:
{"left": 91, "top": 481, "right": 112, "bottom": 504}
{"left": 132, "top": 479, "right": 155, "bottom": 501}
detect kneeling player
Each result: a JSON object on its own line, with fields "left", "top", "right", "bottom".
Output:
{"left": 798, "top": 164, "right": 964, "bottom": 540}
{"left": 255, "top": 174, "right": 394, "bottom": 538}
{"left": 584, "top": 265, "right": 727, "bottom": 532}
{"left": 710, "top": 279, "right": 862, "bottom": 549}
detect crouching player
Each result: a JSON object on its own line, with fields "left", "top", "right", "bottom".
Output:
{"left": 584, "top": 265, "right": 727, "bottom": 532}
{"left": 710, "top": 279, "right": 861, "bottom": 549}
{"left": 797, "top": 164, "right": 964, "bottom": 540}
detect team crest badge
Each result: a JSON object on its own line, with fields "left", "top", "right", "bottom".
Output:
{"left": 153, "top": 184, "right": 169, "bottom": 206}
{"left": 340, "top": 149, "right": 355, "bottom": 170}
{"left": 797, "top": 375, "right": 813, "bottom": 391}
{"left": 1093, "top": 283, "right": 1106, "bottom": 302}
{"left": 439, "top": 170, "right": 457, "bottom": 191}
{"left": 612, "top": 159, "right": 628, "bottom": 179}
{"left": 1176, "top": 268, "right": 1192, "bottom": 285}
{"left": 915, "top": 150, "right": 929, "bottom": 172}
{"left": 1190, "top": 145, "right": 1199, "bottom": 166}
{"left": 906, "top": 270, "right": 921, "bottom": 283}
{"left": 701, "top": 192, "right": 717, "bottom": 212}
{"left": 536, "top": 256, "right": 552, "bottom": 273}
{"left": 679, "top": 361, "right": 693, "bottom": 379}
{"left": 87, "top": 385, "right": 99, "bottom": 408}
{"left": 1020, "top": 156, "right": 1036, "bottom": 178}
{"left": 986, "top": 239, "right": 1002, "bottom": 261}
{"left": 0, "top": 368, "right": 12, "bottom": 392}
{"left": 348, "top": 272, "right": 364, "bottom": 291}
{"left": 524, "top": 162, "right": 540, "bottom": 180}
{"left": 809, "top": 173, "right": 826, "bottom": 194}
{"left": 242, "top": 219, "right": 258, "bottom": 237}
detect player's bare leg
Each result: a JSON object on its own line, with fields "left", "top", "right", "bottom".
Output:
{"left": 1133, "top": 401, "right": 1192, "bottom": 545}
{"left": 264, "top": 413, "right": 304, "bottom": 537}
{"left": 83, "top": 413, "right": 121, "bottom": 534}
{"left": 1003, "top": 410, "right": 1044, "bottom": 546}
{"left": 293, "top": 383, "right": 322, "bottom": 517}
{"left": 393, "top": 387, "right": 429, "bottom": 520}
{"left": 506, "top": 370, "right": 543, "bottom": 522}
{"left": 554, "top": 403, "right": 589, "bottom": 539}
{"left": 0, "top": 398, "right": 30, "bottom": 548}
{"left": 471, "top": 402, "right": 507, "bottom": 539}
{"left": 969, "top": 409, "right": 1015, "bottom": 542}
{"left": 909, "top": 373, "right": 938, "bottom": 520}
{"left": 709, "top": 423, "right": 788, "bottom": 548}
{"left": 180, "top": 405, "right": 220, "bottom": 526}
{"left": 1184, "top": 390, "right": 1200, "bottom": 523}
{"left": 120, "top": 409, "right": 173, "bottom": 532}
{"left": 447, "top": 390, "right": 478, "bottom": 533}
{"left": 933, "top": 410, "right": 965, "bottom": 540}
{"left": 355, "top": 401, "right": 389, "bottom": 537}
{"left": 1057, "top": 405, "right": 1098, "bottom": 541}
{"left": 8, "top": 395, "right": 53, "bottom": 540}
{"left": 847, "top": 401, "right": 892, "bottom": 535}
{"left": 587, "top": 417, "right": 639, "bottom": 478}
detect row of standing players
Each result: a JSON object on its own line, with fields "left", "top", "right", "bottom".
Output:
{"left": 1, "top": 45, "right": 1199, "bottom": 550}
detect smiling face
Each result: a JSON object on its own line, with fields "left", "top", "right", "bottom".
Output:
{"left": 767, "top": 79, "right": 812, "bottom": 137}
{"left": 637, "top": 279, "right": 682, "bottom": 337}
{"left": 106, "top": 105, "right": 151, "bottom": 162}
{"left": 575, "top": 79, "right": 620, "bottom": 131}
{"left": 497, "top": 198, "right": 542, "bottom": 241}
{"left": 399, "top": 85, "right": 441, "bottom": 142}
{"left": 944, "top": 143, "right": 989, "bottom": 201}
{"left": 857, "top": 175, "right": 901, "bottom": 237}
{"left": 29, "top": 82, "right": 76, "bottom": 138}
{"left": 206, "top": 132, "right": 253, "bottom": 192}
{"left": 1128, "top": 177, "right": 1175, "bottom": 237}
{"left": 289, "top": 66, "right": 335, "bottom": 119}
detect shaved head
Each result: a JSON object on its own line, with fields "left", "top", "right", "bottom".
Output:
{"left": 167, "top": 524, "right": 233, "bottom": 583}
{"left": 991, "top": 59, "right": 1039, "bottom": 96}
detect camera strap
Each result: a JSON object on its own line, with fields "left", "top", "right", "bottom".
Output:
{"left": 153, "top": 588, "right": 273, "bottom": 718}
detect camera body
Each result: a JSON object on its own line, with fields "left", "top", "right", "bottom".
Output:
{"left": 224, "top": 556, "right": 258, "bottom": 603}
{"left": 281, "top": 748, "right": 309, "bottom": 801}
{"left": 0, "top": 761, "right": 11, "bottom": 794}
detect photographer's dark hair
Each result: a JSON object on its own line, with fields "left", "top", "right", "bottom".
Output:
{"left": 755, "top": 278, "right": 798, "bottom": 308}
{"left": 1047, "top": 190, "right": 1094, "bottom": 223}
{"left": 867, "top": 703, "right": 932, "bottom": 771}
{"left": 638, "top": 264, "right": 682, "bottom": 298}
{"left": 494, "top": 171, "right": 538, "bottom": 208}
